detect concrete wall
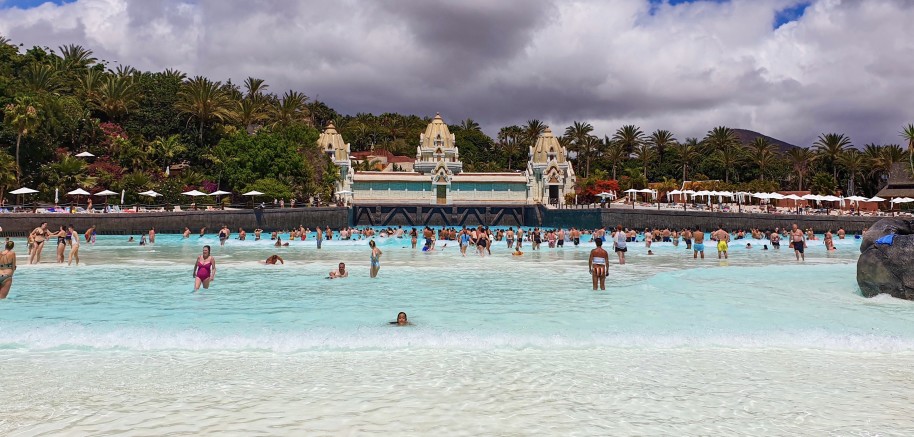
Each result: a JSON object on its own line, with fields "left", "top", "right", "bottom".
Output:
{"left": 595, "top": 207, "right": 881, "bottom": 233}
{"left": 0, "top": 207, "right": 350, "bottom": 236}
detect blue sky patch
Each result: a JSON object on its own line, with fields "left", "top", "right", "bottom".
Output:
{"left": 1, "top": 0, "right": 75, "bottom": 9}
{"left": 774, "top": 2, "right": 810, "bottom": 29}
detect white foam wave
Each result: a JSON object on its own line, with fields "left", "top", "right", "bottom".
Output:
{"left": 2, "top": 324, "right": 912, "bottom": 353}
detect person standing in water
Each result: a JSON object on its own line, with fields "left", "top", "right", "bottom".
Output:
{"left": 193, "top": 245, "right": 216, "bottom": 291}
{"left": 714, "top": 225, "right": 730, "bottom": 259}
{"left": 148, "top": 227, "right": 156, "bottom": 244}
{"left": 316, "top": 226, "right": 323, "bottom": 249}
{"left": 29, "top": 222, "right": 50, "bottom": 264}
{"left": 369, "top": 240, "right": 382, "bottom": 278}
{"left": 693, "top": 226, "right": 705, "bottom": 259}
{"left": 183, "top": 227, "right": 191, "bottom": 238}
{"left": 612, "top": 225, "right": 627, "bottom": 265}
{"left": 67, "top": 225, "right": 80, "bottom": 266}
{"left": 589, "top": 238, "right": 609, "bottom": 290}
{"left": 791, "top": 224, "right": 806, "bottom": 261}
{"left": 391, "top": 312, "right": 410, "bottom": 326}
{"left": 0, "top": 241, "right": 16, "bottom": 299}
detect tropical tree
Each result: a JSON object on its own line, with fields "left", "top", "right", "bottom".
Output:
{"left": 523, "top": 119, "right": 547, "bottom": 144}
{"left": 565, "top": 121, "right": 595, "bottom": 176}
{"left": 671, "top": 137, "right": 702, "bottom": 182}
{"left": 632, "top": 142, "right": 657, "bottom": 179}
{"left": 649, "top": 129, "right": 676, "bottom": 164}
{"left": 837, "top": 149, "right": 865, "bottom": 196}
{"left": 458, "top": 118, "right": 481, "bottom": 132}
{"left": 93, "top": 74, "right": 141, "bottom": 121}
{"left": 243, "top": 77, "right": 269, "bottom": 99}
{"left": 809, "top": 171, "right": 838, "bottom": 195}
{"left": 497, "top": 125, "right": 524, "bottom": 170}
{"left": 612, "top": 124, "right": 644, "bottom": 155}
{"left": 58, "top": 44, "right": 97, "bottom": 71}
{"left": 748, "top": 137, "right": 779, "bottom": 181}
{"left": 703, "top": 126, "right": 741, "bottom": 183}
{"left": 21, "top": 62, "right": 61, "bottom": 94}
{"left": 901, "top": 123, "right": 914, "bottom": 176}
{"left": 271, "top": 90, "right": 310, "bottom": 128}
{"left": 813, "top": 133, "right": 852, "bottom": 180}
{"left": 786, "top": 147, "right": 816, "bottom": 191}
{"left": 174, "top": 76, "right": 235, "bottom": 146}
{"left": 602, "top": 137, "right": 626, "bottom": 180}
{"left": 3, "top": 96, "right": 41, "bottom": 182}
{"left": 0, "top": 149, "right": 17, "bottom": 201}
{"left": 152, "top": 134, "right": 187, "bottom": 171}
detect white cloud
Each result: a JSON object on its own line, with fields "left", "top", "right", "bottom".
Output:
{"left": 1, "top": 0, "right": 912, "bottom": 147}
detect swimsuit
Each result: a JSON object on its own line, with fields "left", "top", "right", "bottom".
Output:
{"left": 694, "top": 243, "right": 705, "bottom": 252}
{"left": 717, "top": 240, "right": 728, "bottom": 252}
{"left": 196, "top": 259, "right": 212, "bottom": 280}
{"left": 370, "top": 252, "right": 380, "bottom": 268}
{"left": 0, "top": 259, "right": 12, "bottom": 284}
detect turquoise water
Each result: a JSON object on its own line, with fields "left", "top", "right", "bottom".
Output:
{"left": 2, "top": 231, "right": 914, "bottom": 434}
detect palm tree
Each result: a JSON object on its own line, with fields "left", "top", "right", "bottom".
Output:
{"left": 703, "top": 126, "right": 741, "bottom": 183}
{"left": 459, "top": 118, "right": 481, "bottom": 132}
{"left": 603, "top": 137, "right": 626, "bottom": 180}
{"left": 174, "top": 76, "right": 235, "bottom": 146}
{"left": 813, "top": 133, "right": 852, "bottom": 180}
{"left": 632, "top": 142, "right": 657, "bottom": 180}
{"left": 0, "top": 149, "right": 17, "bottom": 202}
{"left": 152, "top": 134, "right": 187, "bottom": 171}
{"left": 837, "top": 149, "right": 865, "bottom": 196}
{"left": 523, "top": 119, "right": 547, "bottom": 144}
{"left": 93, "top": 74, "right": 141, "bottom": 121}
{"left": 243, "top": 77, "right": 269, "bottom": 99}
{"left": 748, "top": 137, "right": 778, "bottom": 181}
{"left": 497, "top": 125, "right": 524, "bottom": 170}
{"left": 58, "top": 44, "right": 96, "bottom": 70}
{"left": 565, "top": 121, "right": 595, "bottom": 176}
{"left": 22, "top": 63, "right": 61, "bottom": 94}
{"left": 901, "top": 124, "right": 914, "bottom": 176}
{"left": 3, "top": 96, "right": 40, "bottom": 182}
{"left": 649, "top": 129, "right": 676, "bottom": 164}
{"left": 612, "top": 124, "right": 645, "bottom": 155}
{"left": 271, "top": 90, "right": 310, "bottom": 128}
{"left": 671, "top": 137, "right": 702, "bottom": 182}
{"left": 786, "top": 147, "right": 816, "bottom": 191}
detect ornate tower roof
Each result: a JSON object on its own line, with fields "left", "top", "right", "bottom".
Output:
{"left": 420, "top": 113, "right": 456, "bottom": 151}
{"left": 319, "top": 122, "right": 350, "bottom": 163}
{"left": 530, "top": 127, "right": 567, "bottom": 164}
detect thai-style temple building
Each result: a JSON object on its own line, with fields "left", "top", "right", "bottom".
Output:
{"left": 323, "top": 114, "right": 575, "bottom": 205}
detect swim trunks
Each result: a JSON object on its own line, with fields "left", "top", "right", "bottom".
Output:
{"left": 717, "top": 241, "right": 728, "bottom": 252}
{"left": 793, "top": 241, "right": 804, "bottom": 253}
{"left": 694, "top": 243, "right": 705, "bottom": 252}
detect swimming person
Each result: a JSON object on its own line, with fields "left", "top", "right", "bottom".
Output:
{"left": 693, "top": 226, "right": 705, "bottom": 259}
{"left": 369, "top": 240, "right": 382, "bottom": 278}
{"left": 612, "top": 225, "right": 627, "bottom": 265}
{"left": 183, "top": 227, "right": 191, "bottom": 238}
{"left": 29, "top": 222, "right": 49, "bottom": 264}
{"left": 589, "top": 237, "right": 609, "bottom": 290}
{"left": 265, "top": 254, "right": 284, "bottom": 265}
{"left": 218, "top": 226, "right": 229, "bottom": 246}
{"left": 67, "top": 225, "right": 80, "bottom": 266}
{"left": 0, "top": 241, "right": 16, "bottom": 299}
{"left": 391, "top": 312, "right": 410, "bottom": 326}
{"left": 193, "top": 245, "right": 216, "bottom": 291}
{"left": 274, "top": 236, "right": 289, "bottom": 247}
{"left": 329, "top": 262, "right": 348, "bottom": 279}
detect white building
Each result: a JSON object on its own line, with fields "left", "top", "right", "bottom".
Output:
{"left": 324, "top": 114, "right": 575, "bottom": 205}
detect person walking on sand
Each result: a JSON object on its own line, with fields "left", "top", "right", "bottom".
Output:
{"left": 193, "top": 246, "right": 216, "bottom": 291}
{"left": 369, "top": 240, "right": 382, "bottom": 278}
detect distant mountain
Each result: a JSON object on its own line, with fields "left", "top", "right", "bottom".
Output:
{"left": 732, "top": 129, "right": 799, "bottom": 153}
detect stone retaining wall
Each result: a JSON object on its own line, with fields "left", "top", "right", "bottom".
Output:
{"left": 595, "top": 207, "right": 881, "bottom": 233}
{"left": 0, "top": 207, "right": 350, "bottom": 236}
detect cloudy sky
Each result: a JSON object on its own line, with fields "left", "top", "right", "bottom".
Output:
{"left": 1, "top": 0, "right": 912, "bottom": 147}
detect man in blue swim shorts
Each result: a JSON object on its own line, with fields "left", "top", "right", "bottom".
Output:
{"left": 692, "top": 226, "right": 705, "bottom": 259}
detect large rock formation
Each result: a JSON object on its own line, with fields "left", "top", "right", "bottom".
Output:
{"left": 857, "top": 218, "right": 914, "bottom": 299}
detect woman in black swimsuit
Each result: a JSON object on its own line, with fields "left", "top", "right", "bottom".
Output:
{"left": 55, "top": 226, "right": 68, "bottom": 263}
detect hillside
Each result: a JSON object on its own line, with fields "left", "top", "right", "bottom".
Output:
{"left": 733, "top": 129, "right": 798, "bottom": 153}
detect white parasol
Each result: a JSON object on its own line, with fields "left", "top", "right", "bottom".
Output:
{"left": 75, "top": 151, "right": 95, "bottom": 157}
{"left": 242, "top": 190, "right": 264, "bottom": 196}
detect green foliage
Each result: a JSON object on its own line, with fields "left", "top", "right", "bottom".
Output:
{"left": 809, "top": 172, "right": 838, "bottom": 195}
{"left": 244, "top": 177, "right": 293, "bottom": 200}
{"left": 212, "top": 125, "right": 319, "bottom": 197}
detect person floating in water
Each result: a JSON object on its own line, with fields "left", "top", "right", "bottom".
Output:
{"left": 329, "top": 262, "right": 348, "bottom": 279}
{"left": 193, "top": 245, "right": 216, "bottom": 291}
{"left": 589, "top": 237, "right": 609, "bottom": 291}
{"left": 369, "top": 240, "right": 382, "bottom": 278}
{"left": 265, "top": 254, "right": 284, "bottom": 265}
{"left": 390, "top": 312, "right": 410, "bottom": 326}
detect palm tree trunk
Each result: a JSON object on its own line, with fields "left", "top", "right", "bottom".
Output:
{"left": 199, "top": 119, "right": 205, "bottom": 147}
{"left": 613, "top": 165, "right": 617, "bottom": 181}
{"left": 682, "top": 165, "right": 686, "bottom": 183}
{"left": 15, "top": 133, "right": 22, "bottom": 183}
